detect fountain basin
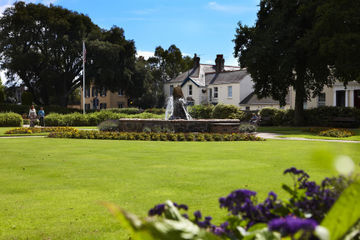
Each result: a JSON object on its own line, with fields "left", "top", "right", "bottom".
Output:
{"left": 110, "top": 118, "right": 241, "bottom": 133}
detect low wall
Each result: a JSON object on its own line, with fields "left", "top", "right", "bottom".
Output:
{"left": 115, "top": 119, "right": 241, "bottom": 133}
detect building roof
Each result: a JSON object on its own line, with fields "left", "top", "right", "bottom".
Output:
{"left": 166, "top": 64, "right": 242, "bottom": 87}
{"left": 205, "top": 70, "right": 248, "bottom": 85}
{"left": 240, "top": 92, "right": 290, "bottom": 105}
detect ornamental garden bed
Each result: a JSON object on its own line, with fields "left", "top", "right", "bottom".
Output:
{"left": 47, "top": 130, "right": 264, "bottom": 142}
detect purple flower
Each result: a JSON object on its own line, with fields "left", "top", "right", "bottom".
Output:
{"left": 268, "top": 216, "right": 317, "bottom": 236}
{"left": 148, "top": 204, "right": 165, "bottom": 216}
{"left": 194, "top": 210, "right": 202, "bottom": 220}
{"left": 178, "top": 204, "right": 188, "bottom": 210}
{"left": 213, "top": 227, "right": 225, "bottom": 235}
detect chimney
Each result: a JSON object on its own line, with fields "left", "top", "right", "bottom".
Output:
{"left": 193, "top": 53, "right": 200, "bottom": 68}
{"left": 215, "top": 54, "right": 224, "bottom": 73}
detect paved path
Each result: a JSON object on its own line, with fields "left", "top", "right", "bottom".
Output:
{"left": 255, "top": 132, "right": 360, "bottom": 143}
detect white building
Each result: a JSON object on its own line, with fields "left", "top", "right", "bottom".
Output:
{"left": 164, "top": 54, "right": 254, "bottom": 107}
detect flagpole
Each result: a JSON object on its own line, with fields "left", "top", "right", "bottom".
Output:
{"left": 82, "top": 41, "right": 86, "bottom": 114}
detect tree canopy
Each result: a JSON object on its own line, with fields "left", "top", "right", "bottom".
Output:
{"left": 234, "top": 0, "right": 359, "bottom": 125}
{"left": 0, "top": 1, "right": 136, "bottom": 107}
{"left": 134, "top": 45, "right": 193, "bottom": 108}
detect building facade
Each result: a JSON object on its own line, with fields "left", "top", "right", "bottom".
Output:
{"left": 164, "top": 54, "right": 255, "bottom": 108}
{"left": 80, "top": 85, "right": 128, "bottom": 110}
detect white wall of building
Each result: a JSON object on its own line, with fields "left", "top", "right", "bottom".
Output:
{"left": 239, "top": 75, "right": 254, "bottom": 103}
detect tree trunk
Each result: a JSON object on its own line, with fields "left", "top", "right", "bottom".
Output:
{"left": 294, "top": 71, "right": 306, "bottom": 126}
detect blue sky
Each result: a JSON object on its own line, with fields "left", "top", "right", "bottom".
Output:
{"left": 0, "top": 0, "right": 259, "bottom": 81}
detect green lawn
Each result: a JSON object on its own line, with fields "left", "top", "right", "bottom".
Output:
{"left": 258, "top": 126, "right": 360, "bottom": 141}
{"left": 0, "top": 138, "right": 359, "bottom": 239}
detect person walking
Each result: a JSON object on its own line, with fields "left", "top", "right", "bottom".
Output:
{"left": 29, "top": 105, "right": 37, "bottom": 127}
{"left": 38, "top": 107, "right": 45, "bottom": 127}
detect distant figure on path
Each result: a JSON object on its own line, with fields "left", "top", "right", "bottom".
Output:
{"left": 29, "top": 105, "right": 37, "bottom": 127}
{"left": 38, "top": 107, "right": 45, "bottom": 127}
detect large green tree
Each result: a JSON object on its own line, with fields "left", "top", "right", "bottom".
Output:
{"left": 0, "top": 2, "right": 136, "bottom": 107}
{"left": 234, "top": 0, "right": 336, "bottom": 125}
{"left": 303, "top": 0, "right": 360, "bottom": 83}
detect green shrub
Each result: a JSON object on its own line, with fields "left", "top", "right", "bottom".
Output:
{"left": 319, "top": 128, "right": 354, "bottom": 138}
{"left": 0, "top": 112, "right": 23, "bottom": 127}
{"left": 239, "top": 124, "right": 257, "bottom": 133}
{"left": 304, "top": 106, "right": 360, "bottom": 127}
{"left": 48, "top": 130, "right": 265, "bottom": 142}
{"left": 106, "top": 108, "right": 142, "bottom": 114}
{"left": 0, "top": 103, "right": 81, "bottom": 114}
{"left": 212, "top": 104, "right": 244, "bottom": 119}
{"left": 188, "top": 105, "right": 214, "bottom": 119}
{"left": 144, "top": 108, "right": 165, "bottom": 115}
{"left": 98, "top": 120, "right": 120, "bottom": 132}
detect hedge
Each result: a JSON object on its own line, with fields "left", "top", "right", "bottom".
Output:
{"left": 5, "top": 127, "right": 77, "bottom": 134}
{"left": 45, "top": 111, "right": 164, "bottom": 126}
{"left": 0, "top": 103, "right": 81, "bottom": 115}
{"left": 48, "top": 130, "right": 265, "bottom": 142}
{"left": 0, "top": 112, "right": 23, "bottom": 127}
{"left": 188, "top": 104, "right": 245, "bottom": 120}
{"left": 259, "top": 106, "right": 360, "bottom": 127}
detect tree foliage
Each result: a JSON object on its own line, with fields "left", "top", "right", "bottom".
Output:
{"left": 234, "top": 0, "right": 359, "bottom": 125}
{"left": 134, "top": 45, "right": 193, "bottom": 108}
{"left": 0, "top": 77, "right": 5, "bottom": 103}
{"left": 0, "top": 2, "right": 136, "bottom": 107}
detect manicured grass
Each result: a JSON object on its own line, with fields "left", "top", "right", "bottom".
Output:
{"left": 258, "top": 126, "right": 360, "bottom": 141}
{"left": 0, "top": 138, "right": 359, "bottom": 239}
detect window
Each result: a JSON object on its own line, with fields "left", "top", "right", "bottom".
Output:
{"left": 188, "top": 85, "right": 192, "bottom": 96}
{"left": 100, "top": 103, "right": 107, "bottom": 109}
{"left": 85, "top": 104, "right": 90, "bottom": 110}
{"left": 170, "top": 85, "right": 174, "bottom": 95}
{"left": 214, "top": 87, "right": 218, "bottom": 98}
{"left": 318, "top": 93, "right": 326, "bottom": 107}
{"left": 228, "top": 86, "right": 232, "bottom": 98}
{"left": 85, "top": 88, "right": 90, "bottom": 98}
{"left": 209, "top": 88, "right": 213, "bottom": 101}
{"left": 118, "top": 89, "right": 124, "bottom": 96}
{"left": 91, "top": 87, "right": 98, "bottom": 97}
{"left": 118, "top": 102, "right": 123, "bottom": 108}
{"left": 336, "top": 90, "right": 345, "bottom": 107}
{"left": 246, "top": 106, "right": 250, "bottom": 111}
{"left": 100, "top": 88, "right": 107, "bottom": 97}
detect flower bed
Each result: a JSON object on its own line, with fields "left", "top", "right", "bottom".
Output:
{"left": 319, "top": 128, "right": 354, "bottom": 138}
{"left": 48, "top": 130, "right": 264, "bottom": 142}
{"left": 5, "top": 127, "right": 77, "bottom": 134}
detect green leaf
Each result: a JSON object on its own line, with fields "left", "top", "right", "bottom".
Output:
{"left": 321, "top": 180, "right": 360, "bottom": 240}
{"left": 282, "top": 184, "right": 295, "bottom": 195}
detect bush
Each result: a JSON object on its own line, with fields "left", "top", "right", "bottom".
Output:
{"left": 304, "top": 106, "right": 360, "bottom": 127}
{"left": 105, "top": 108, "right": 142, "bottom": 114}
{"left": 188, "top": 105, "right": 214, "bottom": 119}
{"left": 319, "top": 128, "right": 354, "bottom": 138}
{"left": 5, "top": 127, "right": 77, "bottom": 134}
{"left": 98, "top": 120, "right": 120, "bottom": 132}
{"left": 48, "top": 130, "right": 265, "bottom": 142}
{"left": 0, "top": 103, "right": 82, "bottom": 115}
{"left": 212, "top": 104, "right": 244, "bottom": 119}
{"left": 239, "top": 124, "right": 257, "bottom": 133}
{"left": 0, "top": 112, "right": 23, "bottom": 127}
{"left": 144, "top": 108, "right": 165, "bottom": 115}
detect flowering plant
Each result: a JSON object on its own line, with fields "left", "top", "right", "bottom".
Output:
{"left": 105, "top": 167, "right": 360, "bottom": 240}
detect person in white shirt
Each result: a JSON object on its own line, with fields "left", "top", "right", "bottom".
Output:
{"left": 29, "top": 105, "right": 37, "bottom": 127}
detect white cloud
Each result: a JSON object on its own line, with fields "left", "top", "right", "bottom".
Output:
{"left": 136, "top": 50, "right": 154, "bottom": 60}
{"left": 0, "top": 0, "right": 57, "bottom": 16}
{"left": 207, "top": 1, "right": 255, "bottom": 14}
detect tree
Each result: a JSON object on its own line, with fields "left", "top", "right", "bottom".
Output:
{"left": 0, "top": 77, "right": 5, "bottom": 103}
{"left": 0, "top": 2, "right": 136, "bottom": 107}
{"left": 303, "top": 0, "right": 360, "bottom": 83}
{"left": 139, "top": 45, "right": 193, "bottom": 108}
{"left": 234, "top": 0, "right": 334, "bottom": 125}
{"left": 86, "top": 27, "right": 137, "bottom": 98}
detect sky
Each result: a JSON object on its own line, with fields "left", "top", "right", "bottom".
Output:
{"left": 0, "top": 0, "right": 260, "bottom": 82}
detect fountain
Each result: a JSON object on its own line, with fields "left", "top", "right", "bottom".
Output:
{"left": 165, "top": 86, "right": 192, "bottom": 120}
{"left": 104, "top": 86, "right": 241, "bottom": 133}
